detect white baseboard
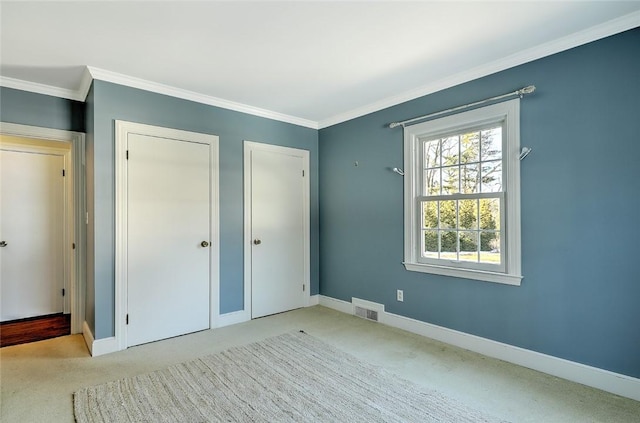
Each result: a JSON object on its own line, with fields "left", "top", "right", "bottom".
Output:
{"left": 319, "top": 295, "right": 352, "bottom": 314}
{"left": 317, "top": 295, "right": 640, "bottom": 402}
{"left": 92, "top": 336, "right": 118, "bottom": 357}
{"left": 82, "top": 321, "right": 119, "bottom": 357}
{"left": 82, "top": 321, "right": 94, "bottom": 355}
{"left": 214, "top": 310, "right": 250, "bottom": 328}
{"left": 215, "top": 298, "right": 321, "bottom": 328}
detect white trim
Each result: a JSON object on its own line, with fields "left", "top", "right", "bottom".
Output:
{"left": 402, "top": 262, "right": 522, "bottom": 285}
{"left": 86, "top": 67, "right": 318, "bottom": 129}
{"left": 82, "top": 320, "right": 118, "bottom": 356}
{"left": 209, "top": 130, "right": 221, "bottom": 333}
{"left": 77, "top": 67, "right": 94, "bottom": 101}
{"left": 215, "top": 297, "right": 320, "bottom": 328}
{"left": 2, "top": 11, "right": 636, "bottom": 130}
{"left": 318, "top": 295, "right": 352, "bottom": 315}
{"left": 115, "top": 121, "right": 220, "bottom": 352}
{"left": 213, "top": 310, "right": 251, "bottom": 329}
{"left": 317, "top": 10, "right": 640, "bottom": 129}
{"left": 82, "top": 321, "right": 94, "bottom": 355}
{"left": 243, "top": 141, "right": 311, "bottom": 319}
{"left": 317, "top": 296, "right": 640, "bottom": 402}
{"left": 91, "top": 336, "right": 119, "bottom": 357}
{"left": 402, "top": 99, "right": 521, "bottom": 286}
{"left": 0, "top": 75, "right": 84, "bottom": 101}
{"left": 0, "top": 122, "right": 86, "bottom": 334}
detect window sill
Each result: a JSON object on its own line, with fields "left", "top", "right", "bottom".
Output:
{"left": 403, "top": 262, "right": 522, "bottom": 286}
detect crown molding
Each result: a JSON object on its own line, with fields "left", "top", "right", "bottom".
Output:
{"left": 86, "top": 67, "right": 318, "bottom": 129}
{"left": 77, "top": 67, "right": 94, "bottom": 100}
{"left": 2, "top": 10, "right": 637, "bottom": 131}
{"left": 317, "top": 10, "right": 640, "bottom": 129}
{"left": 0, "top": 75, "right": 85, "bottom": 101}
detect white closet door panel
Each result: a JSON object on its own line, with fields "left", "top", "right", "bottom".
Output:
{"left": 127, "top": 134, "right": 210, "bottom": 346}
{"left": 251, "top": 149, "right": 305, "bottom": 318}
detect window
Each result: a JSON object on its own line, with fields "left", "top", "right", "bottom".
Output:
{"left": 403, "top": 99, "right": 522, "bottom": 285}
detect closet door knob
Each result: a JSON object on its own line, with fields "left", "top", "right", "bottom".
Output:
{"left": 253, "top": 239, "right": 262, "bottom": 245}
{"left": 201, "top": 241, "right": 209, "bottom": 247}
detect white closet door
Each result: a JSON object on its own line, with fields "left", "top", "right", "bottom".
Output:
{"left": 127, "top": 134, "right": 210, "bottom": 347}
{"left": 250, "top": 148, "right": 305, "bottom": 318}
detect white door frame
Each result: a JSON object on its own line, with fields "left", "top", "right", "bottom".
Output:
{"left": 243, "top": 141, "right": 311, "bottom": 319}
{"left": 0, "top": 122, "right": 86, "bottom": 334}
{"left": 115, "top": 121, "right": 219, "bottom": 352}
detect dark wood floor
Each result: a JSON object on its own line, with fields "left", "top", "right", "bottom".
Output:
{"left": 0, "top": 313, "right": 71, "bottom": 347}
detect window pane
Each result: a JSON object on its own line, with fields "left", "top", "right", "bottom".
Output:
{"left": 423, "top": 230, "right": 438, "bottom": 258}
{"left": 459, "top": 199, "right": 478, "bottom": 229}
{"left": 422, "top": 201, "right": 438, "bottom": 229}
{"left": 438, "top": 200, "right": 456, "bottom": 229}
{"left": 479, "top": 198, "right": 500, "bottom": 230}
{"left": 481, "top": 160, "right": 502, "bottom": 192}
{"left": 481, "top": 127, "right": 501, "bottom": 161}
{"left": 424, "top": 168, "right": 441, "bottom": 195}
{"left": 460, "top": 131, "right": 480, "bottom": 164}
{"left": 440, "top": 231, "right": 457, "bottom": 260}
{"left": 424, "top": 139, "right": 441, "bottom": 168}
{"left": 459, "top": 231, "right": 478, "bottom": 262}
{"left": 441, "top": 167, "right": 459, "bottom": 194}
{"left": 441, "top": 136, "right": 459, "bottom": 166}
{"left": 480, "top": 232, "right": 501, "bottom": 264}
{"left": 460, "top": 164, "right": 479, "bottom": 193}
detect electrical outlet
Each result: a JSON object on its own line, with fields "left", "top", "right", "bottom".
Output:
{"left": 397, "top": 289, "right": 404, "bottom": 302}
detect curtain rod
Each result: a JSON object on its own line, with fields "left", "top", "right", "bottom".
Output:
{"left": 388, "top": 85, "right": 536, "bottom": 129}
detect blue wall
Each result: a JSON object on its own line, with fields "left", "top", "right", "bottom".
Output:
{"left": 318, "top": 28, "right": 640, "bottom": 378}
{"left": 0, "top": 86, "right": 84, "bottom": 132}
{"left": 88, "top": 81, "right": 319, "bottom": 339}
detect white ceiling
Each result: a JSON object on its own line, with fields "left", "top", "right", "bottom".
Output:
{"left": 1, "top": 1, "right": 639, "bottom": 128}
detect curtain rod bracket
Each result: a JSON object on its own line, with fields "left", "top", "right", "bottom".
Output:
{"left": 519, "top": 147, "right": 532, "bottom": 161}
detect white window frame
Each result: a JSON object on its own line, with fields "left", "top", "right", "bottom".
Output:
{"left": 403, "top": 99, "right": 522, "bottom": 286}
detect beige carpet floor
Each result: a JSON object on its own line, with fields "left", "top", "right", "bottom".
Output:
{"left": 2, "top": 306, "right": 639, "bottom": 422}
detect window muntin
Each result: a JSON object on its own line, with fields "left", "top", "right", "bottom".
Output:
{"left": 418, "top": 124, "right": 505, "bottom": 271}
{"left": 403, "top": 98, "right": 522, "bottom": 285}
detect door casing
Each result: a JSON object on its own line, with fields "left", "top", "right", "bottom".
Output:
{"left": 0, "top": 123, "right": 85, "bottom": 334}
{"left": 115, "top": 121, "right": 219, "bottom": 352}
{"left": 243, "top": 141, "right": 311, "bottom": 319}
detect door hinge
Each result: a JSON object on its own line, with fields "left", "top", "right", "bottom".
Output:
{"left": 126, "top": 150, "right": 129, "bottom": 160}
{"left": 302, "top": 170, "right": 305, "bottom": 177}
{"left": 126, "top": 314, "right": 129, "bottom": 325}
{"left": 72, "top": 243, "right": 76, "bottom": 250}
{"left": 303, "top": 284, "right": 305, "bottom": 292}
{"left": 62, "top": 288, "right": 65, "bottom": 297}
{"left": 62, "top": 169, "right": 66, "bottom": 177}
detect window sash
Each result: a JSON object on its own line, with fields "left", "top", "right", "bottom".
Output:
{"left": 416, "top": 192, "right": 506, "bottom": 273}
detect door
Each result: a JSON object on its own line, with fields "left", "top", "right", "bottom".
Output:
{"left": 126, "top": 134, "right": 210, "bottom": 347}
{"left": 1, "top": 149, "right": 65, "bottom": 321}
{"left": 249, "top": 146, "right": 307, "bottom": 318}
